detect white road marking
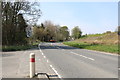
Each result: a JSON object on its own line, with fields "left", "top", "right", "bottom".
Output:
{"left": 49, "top": 64, "right": 62, "bottom": 78}
{"left": 70, "top": 51, "right": 95, "bottom": 61}
{"left": 43, "top": 56, "right": 46, "bottom": 58}
{"left": 38, "top": 44, "right": 42, "bottom": 53}
{"left": 85, "top": 49, "right": 118, "bottom": 56}
{"left": 118, "top": 68, "right": 120, "bottom": 70}
{"left": 38, "top": 44, "right": 45, "bottom": 56}
{"left": 56, "top": 44, "right": 94, "bottom": 61}
{"left": 47, "top": 60, "right": 49, "bottom": 63}
{"left": 38, "top": 43, "right": 62, "bottom": 78}
{"left": 50, "top": 65, "right": 53, "bottom": 68}
{"left": 64, "top": 44, "right": 118, "bottom": 56}
{"left": 56, "top": 46, "right": 65, "bottom": 51}
{"left": 41, "top": 52, "right": 44, "bottom": 56}
{"left": 56, "top": 44, "right": 95, "bottom": 61}
{"left": 39, "top": 49, "right": 42, "bottom": 53}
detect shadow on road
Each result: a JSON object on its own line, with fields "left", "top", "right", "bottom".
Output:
{"left": 40, "top": 45, "right": 77, "bottom": 50}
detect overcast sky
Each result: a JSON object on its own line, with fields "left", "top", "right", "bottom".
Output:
{"left": 37, "top": 2, "right": 118, "bottom": 35}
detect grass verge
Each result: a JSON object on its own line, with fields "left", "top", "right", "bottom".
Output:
{"left": 2, "top": 42, "right": 40, "bottom": 52}
{"left": 63, "top": 42, "right": 118, "bottom": 54}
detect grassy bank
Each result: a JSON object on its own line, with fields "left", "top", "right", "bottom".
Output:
{"left": 63, "top": 42, "right": 118, "bottom": 54}
{"left": 2, "top": 42, "right": 40, "bottom": 51}
{"left": 77, "top": 32, "right": 118, "bottom": 44}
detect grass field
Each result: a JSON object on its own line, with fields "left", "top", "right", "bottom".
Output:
{"left": 63, "top": 41, "right": 118, "bottom": 54}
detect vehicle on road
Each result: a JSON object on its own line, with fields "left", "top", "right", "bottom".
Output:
{"left": 49, "top": 40, "right": 56, "bottom": 42}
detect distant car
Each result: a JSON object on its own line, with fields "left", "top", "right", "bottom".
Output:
{"left": 50, "top": 40, "right": 56, "bottom": 42}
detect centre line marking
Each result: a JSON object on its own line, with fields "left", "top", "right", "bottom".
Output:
{"left": 38, "top": 43, "right": 62, "bottom": 78}
{"left": 47, "top": 60, "right": 49, "bottom": 63}
{"left": 41, "top": 52, "right": 44, "bottom": 56}
{"left": 43, "top": 55, "right": 46, "bottom": 58}
{"left": 70, "top": 51, "right": 95, "bottom": 61}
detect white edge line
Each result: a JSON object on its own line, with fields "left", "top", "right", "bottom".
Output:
{"left": 38, "top": 44, "right": 44, "bottom": 56}
{"left": 42, "top": 52, "right": 44, "bottom": 55}
{"left": 70, "top": 51, "right": 95, "bottom": 61}
{"left": 87, "top": 57, "right": 95, "bottom": 61}
{"left": 64, "top": 44, "right": 118, "bottom": 56}
{"left": 50, "top": 65, "right": 53, "bottom": 68}
{"left": 43, "top": 56, "right": 46, "bottom": 58}
{"left": 49, "top": 65, "right": 62, "bottom": 78}
{"left": 85, "top": 49, "right": 118, "bottom": 56}
{"left": 47, "top": 60, "right": 49, "bottom": 63}
{"left": 38, "top": 43, "right": 62, "bottom": 78}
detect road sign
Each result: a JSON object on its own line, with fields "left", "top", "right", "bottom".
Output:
{"left": 26, "top": 26, "right": 33, "bottom": 37}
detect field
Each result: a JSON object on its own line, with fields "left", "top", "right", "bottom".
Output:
{"left": 63, "top": 32, "right": 119, "bottom": 54}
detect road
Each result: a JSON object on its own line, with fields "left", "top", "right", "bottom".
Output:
{"left": 2, "top": 42, "right": 118, "bottom": 79}
{"left": 2, "top": 48, "right": 57, "bottom": 78}
{"left": 39, "top": 42, "right": 118, "bottom": 78}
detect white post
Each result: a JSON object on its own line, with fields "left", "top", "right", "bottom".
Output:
{"left": 30, "top": 53, "right": 35, "bottom": 78}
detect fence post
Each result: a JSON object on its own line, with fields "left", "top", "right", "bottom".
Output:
{"left": 30, "top": 53, "right": 35, "bottom": 78}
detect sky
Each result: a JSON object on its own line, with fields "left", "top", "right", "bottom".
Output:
{"left": 37, "top": 2, "right": 118, "bottom": 35}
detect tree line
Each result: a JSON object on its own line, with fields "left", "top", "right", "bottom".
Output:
{"left": 29, "top": 20, "right": 82, "bottom": 43}
{"left": 2, "top": 2, "right": 82, "bottom": 46}
{"left": 2, "top": 2, "right": 41, "bottom": 46}
{"left": 30, "top": 20, "right": 70, "bottom": 43}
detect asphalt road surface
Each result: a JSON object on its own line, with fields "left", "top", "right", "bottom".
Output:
{"left": 38, "top": 42, "right": 118, "bottom": 78}
{"left": 2, "top": 42, "right": 118, "bottom": 79}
